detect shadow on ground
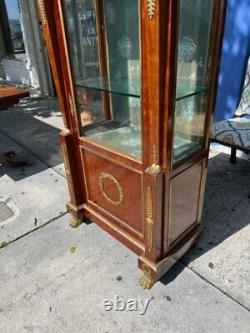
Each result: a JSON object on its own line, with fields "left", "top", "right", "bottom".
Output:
{"left": 17, "top": 97, "right": 62, "bottom": 119}
{"left": 0, "top": 158, "right": 48, "bottom": 183}
{"left": 0, "top": 99, "right": 63, "bottom": 173}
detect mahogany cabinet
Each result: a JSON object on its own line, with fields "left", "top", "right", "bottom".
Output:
{"left": 38, "top": 0, "right": 227, "bottom": 288}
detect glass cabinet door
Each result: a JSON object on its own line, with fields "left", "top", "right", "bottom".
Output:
{"left": 62, "top": 0, "right": 141, "bottom": 161}
{"left": 172, "top": 0, "right": 214, "bottom": 166}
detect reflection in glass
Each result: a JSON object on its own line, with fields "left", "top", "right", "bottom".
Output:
{"left": 62, "top": 0, "right": 141, "bottom": 161}
{"left": 173, "top": 0, "right": 214, "bottom": 166}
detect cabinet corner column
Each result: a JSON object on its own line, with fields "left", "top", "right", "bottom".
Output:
{"left": 60, "top": 129, "right": 86, "bottom": 227}
{"left": 138, "top": 0, "right": 169, "bottom": 288}
{"left": 138, "top": 165, "right": 164, "bottom": 289}
{"left": 38, "top": 0, "right": 87, "bottom": 227}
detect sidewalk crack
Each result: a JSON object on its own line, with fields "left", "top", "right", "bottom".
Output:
{"left": 181, "top": 260, "right": 250, "bottom": 313}
{"left": 0, "top": 212, "right": 68, "bottom": 250}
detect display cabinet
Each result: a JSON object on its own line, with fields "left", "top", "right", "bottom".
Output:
{"left": 38, "top": 0, "right": 226, "bottom": 288}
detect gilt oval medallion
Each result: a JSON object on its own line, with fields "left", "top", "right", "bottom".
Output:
{"left": 99, "top": 172, "right": 124, "bottom": 207}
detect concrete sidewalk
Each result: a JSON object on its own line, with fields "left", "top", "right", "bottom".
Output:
{"left": 0, "top": 96, "right": 249, "bottom": 332}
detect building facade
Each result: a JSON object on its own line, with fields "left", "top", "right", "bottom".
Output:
{"left": 0, "top": 0, "right": 54, "bottom": 96}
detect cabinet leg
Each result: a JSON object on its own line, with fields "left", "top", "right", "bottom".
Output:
{"left": 138, "top": 272, "right": 154, "bottom": 290}
{"left": 67, "top": 202, "right": 85, "bottom": 228}
{"left": 69, "top": 217, "right": 84, "bottom": 228}
{"left": 138, "top": 261, "right": 157, "bottom": 290}
{"left": 138, "top": 225, "right": 203, "bottom": 289}
{"left": 230, "top": 147, "right": 237, "bottom": 164}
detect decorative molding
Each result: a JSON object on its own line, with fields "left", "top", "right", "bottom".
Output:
{"left": 61, "top": 143, "right": 74, "bottom": 201}
{"left": 61, "top": 128, "right": 71, "bottom": 136}
{"left": 68, "top": 94, "right": 75, "bottom": 116}
{"left": 38, "top": 0, "right": 47, "bottom": 26}
{"left": 145, "top": 186, "right": 153, "bottom": 253}
{"left": 139, "top": 264, "right": 154, "bottom": 289}
{"left": 146, "top": 164, "right": 161, "bottom": 175}
{"left": 146, "top": 0, "right": 157, "bottom": 20}
{"left": 146, "top": 144, "right": 161, "bottom": 174}
{"left": 153, "top": 144, "right": 158, "bottom": 164}
{"left": 99, "top": 172, "right": 124, "bottom": 207}
{"left": 61, "top": 145, "right": 71, "bottom": 179}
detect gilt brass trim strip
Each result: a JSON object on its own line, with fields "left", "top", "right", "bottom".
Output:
{"left": 146, "top": 0, "right": 157, "bottom": 20}
{"left": 61, "top": 143, "right": 74, "bottom": 200}
{"left": 146, "top": 144, "right": 161, "bottom": 174}
{"left": 146, "top": 164, "right": 161, "bottom": 175}
{"left": 38, "top": 0, "right": 47, "bottom": 26}
{"left": 146, "top": 186, "right": 153, "bottom": 253}
{"left": 153, "top": 144, "right": 158, "bottom": 164}
{"left": 68, "top": 94, "right": 75, "bottom": 116}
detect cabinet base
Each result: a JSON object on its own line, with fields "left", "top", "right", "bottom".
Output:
{"left": 67, "top": 201, "right": 202, "bottom": 288}
{"left": 138, "top": 225, "right": 202, "bottom": 289}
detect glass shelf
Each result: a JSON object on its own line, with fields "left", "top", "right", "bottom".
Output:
{"left": 77, "top": 77, "right": 206, "bottom": 100}
{"left": 173, "top": 136, "right": 201, "bottom": 162}
{"left": 77, "top": 76, "right": 141, "bottom": 98}
{"left": 176, "top": 84, "right": 207, "bottom": 101}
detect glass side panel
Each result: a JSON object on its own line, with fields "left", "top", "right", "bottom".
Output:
{"left": 62, "top": 0, "right": 141, "bottom": 161}
{"left": 172, "top": 0, "right": 214, "bottom": 166}
{"left": 173, "top": 94, "right": 206, "bottom": 163}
